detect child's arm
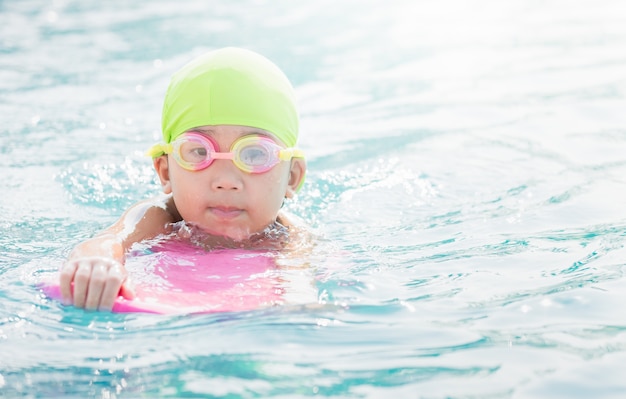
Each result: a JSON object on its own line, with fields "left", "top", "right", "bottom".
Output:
{"left": 59, "top": 196, "right": 178, "bottom": 311}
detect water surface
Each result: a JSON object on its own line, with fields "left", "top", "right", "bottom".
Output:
{"left": 2, "top": 0, "right": 626, "bottom": 397}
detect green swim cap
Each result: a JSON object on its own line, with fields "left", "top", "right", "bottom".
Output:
{"left": 157, "top": 47, "right": 299, "bottom": 149}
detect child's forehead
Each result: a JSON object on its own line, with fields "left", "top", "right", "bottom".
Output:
{"left": 186, "top": 125, "right": 283, "bottom": 143}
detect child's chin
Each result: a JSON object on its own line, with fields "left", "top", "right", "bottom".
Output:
{"left": 200, "top": 226, "right": 252, "bottom": 242}
{"left": 224, "top": 231, "right": 251, "bottom": 242}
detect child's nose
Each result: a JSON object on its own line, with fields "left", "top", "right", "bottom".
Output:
{"left": 208, "top": 159, "right": 244, "bottom": 190}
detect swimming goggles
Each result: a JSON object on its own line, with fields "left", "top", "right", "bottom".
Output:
{"left": 147, "top": 132, "right": 304, "bottom": 173}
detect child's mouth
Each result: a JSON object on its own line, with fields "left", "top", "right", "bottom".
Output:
{"left": 210, "top": 207, "right": 243, "bottom": 220}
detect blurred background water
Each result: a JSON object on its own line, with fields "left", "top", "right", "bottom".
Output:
{"left": 2, "top": 0, "right": 626, "bottom": 398}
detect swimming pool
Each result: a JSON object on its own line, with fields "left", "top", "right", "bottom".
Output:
{"left": 2, "top": 0, "right": 626, "bottom": 397}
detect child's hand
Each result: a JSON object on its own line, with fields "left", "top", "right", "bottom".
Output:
{"left": 59, "top": 257, "right": 136, "bottom": 311}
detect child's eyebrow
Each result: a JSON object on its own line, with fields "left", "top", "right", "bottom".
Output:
{"left": 190, "top": 128, "right": 215, "bottom": 134}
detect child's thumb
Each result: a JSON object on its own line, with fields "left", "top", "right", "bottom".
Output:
{"left": 119, "top": 279, "right": 136, "bottom": 300}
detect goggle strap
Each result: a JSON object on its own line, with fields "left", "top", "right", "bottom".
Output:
{"left": 146, "top": 142, "right": 172, "bottom": 158}
{"left": 278, "top": 148, "right": 304, "bottom": 161}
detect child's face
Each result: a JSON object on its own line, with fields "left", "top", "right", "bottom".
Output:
{"left": 154, "top": 125, "right": 305, "bottom": 240}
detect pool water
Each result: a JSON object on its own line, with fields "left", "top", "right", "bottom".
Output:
{"left": 2, "top": 0, "right": 626, "bottom": 397}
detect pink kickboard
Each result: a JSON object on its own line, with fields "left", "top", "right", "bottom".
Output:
{"left": 40, "top": 241, "right": 283, "bottom": 314}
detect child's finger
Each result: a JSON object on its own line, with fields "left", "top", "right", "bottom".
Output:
{"left": 119, "top": 277, "right": 136, "bottom": 300}
{"left": 72, "top": 261, "right": 93, "bottom": 308}
{"left": 59, "top": 262, "right": 78, "bottom": 305}
{"left": 84, "top": 264, "right": 107, "bottom": 311}
{"left": 98, "top": 264, "right": 126, "bottom": 311}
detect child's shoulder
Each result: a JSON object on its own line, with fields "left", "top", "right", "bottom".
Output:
{"left": 277, "top": 209, "right": 306, "bottom": 229}
{"left": 277, "top": 210, "right": 314, "bottom": 253}
{"left": 119, "top": 195, "right": 181, "bottom": 242}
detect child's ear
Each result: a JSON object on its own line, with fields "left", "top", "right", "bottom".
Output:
{"left": 153, "top": 156, "right": 173, "bottom": 194}
{"left": 285, "top": 158, "right": 306, "bottom": 199}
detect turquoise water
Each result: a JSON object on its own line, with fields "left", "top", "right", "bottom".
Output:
{"left": 2, "top": 0, "right": 626, "bottom": 397}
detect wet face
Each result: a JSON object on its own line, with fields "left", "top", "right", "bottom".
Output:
{"left": 154, "top": 125, "right": 305, "bottom": 240}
